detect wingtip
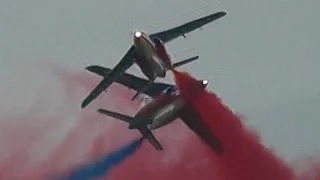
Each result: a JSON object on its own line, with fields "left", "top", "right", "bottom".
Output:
{"left": 80, "top": 101, "right": 88, "bottom": 109}
{"left": 157, "top": 144, "right": 164, "bottom": 151}
{"left": 84, "top": 65, "right": 95, "bottom": 71}
{"left": 97, "top": 109, "right": 105, "bottom": 114}
{"left": 217, "top": 11, "right": 227, "bottom": 15}
{"left": 221, "top": 11, "right": 227, "bottom": 15}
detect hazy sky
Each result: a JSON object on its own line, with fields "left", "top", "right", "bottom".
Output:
{"left": 0, "top": 0, "right": 319, "bottom": 160}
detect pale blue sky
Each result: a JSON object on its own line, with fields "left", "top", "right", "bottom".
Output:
{"left": 0, "top": 0, "right": 319, "bottom": 160}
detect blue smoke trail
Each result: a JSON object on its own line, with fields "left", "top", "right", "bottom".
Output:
{"left": 51, "top": 137, "right": 144, "bottom": 180}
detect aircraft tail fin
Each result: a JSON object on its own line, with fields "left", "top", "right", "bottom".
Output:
{"left": 139, "top": 95, "right": 152, "bottom": 108}
{"left": 172, "top": 55, "right": 199, "bottom": 68}
{"left": 98, "top": 109, "right": 134, "bottom": 123}
{"left": 131, "top": 80, "right": 154, "bottom": 101}
{"left": 85, "top": 65, "right": 112, "bottom": 77}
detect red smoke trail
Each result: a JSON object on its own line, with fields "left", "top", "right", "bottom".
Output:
{"left": 171, "top": 69, "right": 320, "bottom": 180}
{"left": 1, "top": 62, "right": 319, "bottom": 180}
{"left": 0, "top": 63, "right": 219, "bottom": 180}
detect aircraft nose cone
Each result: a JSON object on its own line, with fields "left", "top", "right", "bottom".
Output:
{"left": 134, "top": 31, "right": 142, "bottom": 39}
{"left": 133, "top": 31, "right": 142, "bottom": 46}
{"left": 201, "top": 80, "right": 209, "bottom": 88}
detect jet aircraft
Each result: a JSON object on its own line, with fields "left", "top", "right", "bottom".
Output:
{"left": 81, "top": 11, "right": 227, "bottom": 108}
{"left": 96, "top": 72, "right": 223, "bottom": 155}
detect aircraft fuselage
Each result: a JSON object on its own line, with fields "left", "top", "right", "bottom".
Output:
{"left": 128, "top": 79, "right": 209, "bottom": 130}
{"left": 129, "top": 93, "right": 185, "bottom": 130}
{"left": 133, "top": 31, "right": 171, "bottom": 80}
{"left": 149, "top": 96, "right": 185, "bottom": 129}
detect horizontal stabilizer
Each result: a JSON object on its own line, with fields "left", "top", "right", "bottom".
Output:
{"left": 98, "top": 109, "right": 164, "bottom": 151}
{"left": 172, "top": 55, "right": 199, "bottom": 68}
{"left": 98, "top": 109, "right": 133, "bottom": 123}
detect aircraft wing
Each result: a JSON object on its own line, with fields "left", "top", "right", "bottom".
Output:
{"left": 179, "top": 106, "right": 223, "bottom": 155}
{"left": 85, "top": 65, "right": 176, "bottom": 98}
{"left": 139, "top": 127, "right": 164, "bottom": 151}
{"left": 81, "top": 46, "right": 136, "bottom": 108}
{"left": 149, "top": 11, "right": 227, "bottom": 43}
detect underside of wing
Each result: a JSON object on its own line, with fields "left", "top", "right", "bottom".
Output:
{"left": 85, "top": 65, "right": 175, "bottom": 98}
{"left": 139, "top": 82, "right": 176, "bottom": 98}
{"left": 81, "top": 46, "right": 136, "bottom": 108}
{"left": 179, "top": 106, "right": 223, "bottom": 155}
{"left": 150, "top": 11, "right": 227, "bottom": 43}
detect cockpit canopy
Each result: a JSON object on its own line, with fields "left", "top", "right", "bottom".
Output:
{"left": 162, "top": 86, "right": 178, "bottom": 95}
